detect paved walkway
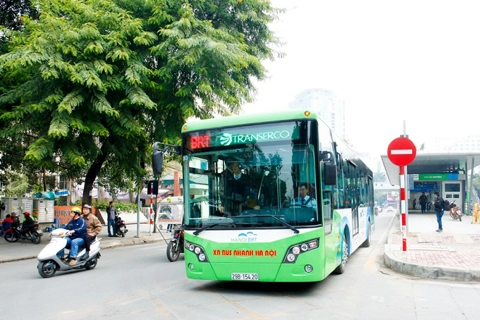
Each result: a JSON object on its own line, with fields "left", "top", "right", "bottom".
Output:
{"left": 0, "top": 213, "right": 168, "bottom": 263}
{"left": 384, "top": 211, "right": 480, "bottom": 281}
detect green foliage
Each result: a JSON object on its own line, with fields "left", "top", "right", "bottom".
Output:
{"left": 4, "top": 172, "right": 29, "bottom": 197}
{"left": 75, "top": 199, "right": 138, "bottom": 212}
{"left": 472, "top": 174, "right": 480, "bottom": 198}
{"left": 0, "top": 0, "right": 281, "bottom": 200}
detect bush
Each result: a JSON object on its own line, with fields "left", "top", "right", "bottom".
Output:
{"left": 72, "top": 200, "right": 139, "bottom": 213}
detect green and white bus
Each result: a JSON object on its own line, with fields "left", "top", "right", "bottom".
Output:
{"left": 154, "top": 109, "right": 375, "bottom": 282}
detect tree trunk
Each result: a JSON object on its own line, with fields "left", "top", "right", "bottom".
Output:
{"left": 82, "top": 151, "right": 108, "bottom": 205}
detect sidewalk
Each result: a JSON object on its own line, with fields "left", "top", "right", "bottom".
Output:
{"left": 0, "top": 213, "right": 169, "bottom": 263}
{"left": 384, "top": 211, "right": 480, "bottom": 282}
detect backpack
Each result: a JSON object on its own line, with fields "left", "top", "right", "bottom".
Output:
{"left": 443, "top": 199, "right": 450, "bottom": 211}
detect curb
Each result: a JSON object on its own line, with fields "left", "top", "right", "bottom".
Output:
{"left": 0, "top": 236, "right": 166, "bottom": 264}
{"left": 383, "top": 216, "right": 480, "bottom": 282}
{"left": 100, "top": 236, "right": 165, "bottom": 249}
{"left": 384, "top": 245, "right": 480, "bottom": 281}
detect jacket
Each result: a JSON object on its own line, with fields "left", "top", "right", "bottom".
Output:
{"left": 106, "top": 206, "right": 116, "bottom": 220}
{"left": 83, "top": 213, "right": 102, "bottom": 236}
{"left": 434, "top": 197, "right": 444, "bottom": 212}
{"left": 2, "top": 217, "right": 13, "bottom": 231}
{"left": 65, "top": 217, "right": 86, "bottom": 240}
{"left": 22, "top": 215, "right": 36, "bottom": 228}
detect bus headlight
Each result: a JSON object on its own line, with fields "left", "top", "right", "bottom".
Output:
{"left": 283, "top": 238, "right": 319, "bottom": 263}
{"left": 185, "top": 241, "right": 209, "bottom": 262}
{"left": 286, "top": 253, "right": 297, "bottom": 262}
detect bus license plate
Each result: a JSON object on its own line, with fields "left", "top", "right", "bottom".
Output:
{"left": 231, "top": 273, "right": 259, "bottom": 281}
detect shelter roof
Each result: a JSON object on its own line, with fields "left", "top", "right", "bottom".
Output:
{"left": 381, "top": 152, "right": 480, "bottom": 186}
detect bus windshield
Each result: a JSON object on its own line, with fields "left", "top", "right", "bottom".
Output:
{"left": 182, "top": 120, "right": 321, "bottom": 230}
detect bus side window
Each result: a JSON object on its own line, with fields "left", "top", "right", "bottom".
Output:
{"left": 323, "top": 190, "right": 333, "bottom": 235}
{"left": 323, "top": 191, "right": 332, "bottom": 221}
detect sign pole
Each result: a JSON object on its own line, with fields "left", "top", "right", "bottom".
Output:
{"left": 387, "top": 135, "right": 417, "bottom": 252}
{"left": 149, "top": 182, "right": 153, "bottom": 236}
{"left": 400, "top": 165, "right": 407, "bottom": 251}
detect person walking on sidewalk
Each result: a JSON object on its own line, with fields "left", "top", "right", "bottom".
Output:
{"left": 106, "top": 201, "right": 117, "bottom": 237}
{"left": 433, "top": 191, "right": 444, "bottom": 232}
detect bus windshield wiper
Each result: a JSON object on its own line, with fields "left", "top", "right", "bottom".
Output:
{"left": 240, "top": 214, "right": 299, "bottom": 234}
{"left": 193, "top": 220, "right": 237, "bottom": 236}
{"left": 193, "top": 223, "right": 218, "bottom": 236}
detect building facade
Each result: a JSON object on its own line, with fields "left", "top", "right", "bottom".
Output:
{"left": 288, "top": 88, "right": 346, "bottom": 139}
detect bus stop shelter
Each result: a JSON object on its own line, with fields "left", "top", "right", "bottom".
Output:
{"left": 381, "top": 152, "right": 480, "bottom": 213}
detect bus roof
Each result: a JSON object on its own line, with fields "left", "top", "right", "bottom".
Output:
{"left": 181, "top": 109, "right": 318, "bottom": 133}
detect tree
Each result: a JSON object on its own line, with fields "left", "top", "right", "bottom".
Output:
{"left": 0, "top": 0, "right": 39, "bottom": 55}
{"left": 472, "top": 173, "right": 480, "bottom": 198}
{"left": 0, "top": 0, "right": 281, "bottom": 203}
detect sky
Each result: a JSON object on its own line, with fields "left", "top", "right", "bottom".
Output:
{"left": 241, "top": 0, "right": 480, "bottom": 156}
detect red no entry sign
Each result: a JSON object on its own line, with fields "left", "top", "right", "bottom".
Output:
{"left": 387, "top": 137, "right": 416, "bottom": 166}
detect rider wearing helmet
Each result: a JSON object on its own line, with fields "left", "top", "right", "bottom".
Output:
{"left": 20, "top": 211, "right": 36, "bottom": 236}
{"left": 62, "top": 207, "right": 86, "bottom": 266}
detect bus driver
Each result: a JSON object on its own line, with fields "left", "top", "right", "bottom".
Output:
{"left": 292, "top": 183, "right": 317, "bottom": 208}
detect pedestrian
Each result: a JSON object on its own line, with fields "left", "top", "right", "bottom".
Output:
{"left": 106, "top": 201, "right": 117, "bottom": 237}
{"left": 419, "top": 192, "right": 428, "bottom": 213}
{"left": 432, "top": 191, "right": 444, "bottom": 232}
{"left": 412, "top": 198, "right": 417, "bottom": 210}
{"left": 82, "top": 204, "right": 102, "bottom": 257}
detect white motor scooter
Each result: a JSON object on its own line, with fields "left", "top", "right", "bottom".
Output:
{"left": 37, "top": 228, "right": 101, "bottom": 278}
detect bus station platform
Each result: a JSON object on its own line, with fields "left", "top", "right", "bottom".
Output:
{"left": 384, "top": 211, "right": 480, "bottom": 281}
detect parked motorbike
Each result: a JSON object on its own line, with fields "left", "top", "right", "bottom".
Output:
{"left": 449, "top": 200, "right": 462, "bottom": 221}
{"left": 166, "top": 224, "right": 184, "bottom": 262}
{"left": 115, "top": 213, "right": 128, "bottom": 237}
{"left": 37, "top": 228, "right": 101, "bottom": 278}
{"left": 4, "top": 224, "right": 42, "bottom": 244}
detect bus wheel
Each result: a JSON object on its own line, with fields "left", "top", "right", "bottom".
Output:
{"left": 333, "top": 236, "right": 348, "bottom": 274}
{"left": 361, "top": 224, "right": 371, "bottom": 248}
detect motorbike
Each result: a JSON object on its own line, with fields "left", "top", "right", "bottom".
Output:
{"left": 449, "top": 200, "right": 462, "bottom": 221}
{"left": 37, "top": 228, "right": 101, "bottom": 278}
{"left": 115, "top": 213, "right": 128, "bottom": 237}
{"left": 4, "top": 224, "right": 43, "bottom": 244}
{"left": 166, "top": 224, "right": 184, "bottom": 262}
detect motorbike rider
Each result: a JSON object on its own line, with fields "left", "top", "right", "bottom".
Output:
{"left": 1, "top": 214, "right": 13, "bottom": 236}
{"left": 62, "top": 208, "right": 87, "bottom": 266}
{"left": 20, "top": 212, "right": 36, "bottom": 237}
{"left": 11, "top": 212, "right": 20, "bottom": 228}
{"left": 82, "top": 203, "right": 102, "bottom": 257}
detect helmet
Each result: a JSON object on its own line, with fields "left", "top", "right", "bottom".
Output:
{"left": 24, "top": 211, "right": 30, "bottom": 216}
{"left": 71, "top": 206, "right": 82, "bottom": 215}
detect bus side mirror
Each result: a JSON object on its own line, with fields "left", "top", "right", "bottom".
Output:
{"left": 320, "top": 151, "right": 333, "bottom": 162}
{"left": 324, "top": 162, "right": 337, "bottom": 186}
{"left": 152, "top": 143, "right": 164, "bottom": 176}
